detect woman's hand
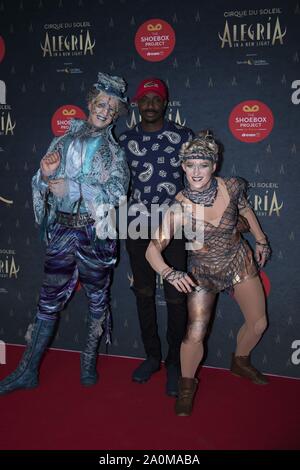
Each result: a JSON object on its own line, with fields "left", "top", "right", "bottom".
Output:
{"left": 255, "top": 239, "right": 271, "bottom": 268}
{"left": 163, "top": 268, "right": 196, "bottom": 293}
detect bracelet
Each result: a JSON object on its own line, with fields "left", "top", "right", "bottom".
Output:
{"left": 161, "top": 267, "right": 174, "bottom": 279}
{"left": 256, "top": 235, "right": 268, "bottom": 244}
{"left": 256, "top": 239, "right": 268, "bottom": 246}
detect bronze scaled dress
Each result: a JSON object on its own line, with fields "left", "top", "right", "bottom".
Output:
{"left": 154, "top": 177, "right": 258, "bottom": 294}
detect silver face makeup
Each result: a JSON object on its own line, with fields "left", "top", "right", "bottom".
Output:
{"left": 88, "top": 93, "right": 118, "bottom": 129}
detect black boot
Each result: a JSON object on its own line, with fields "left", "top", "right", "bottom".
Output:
{"left": 80, "top": 315, "right": 105, "bottom": 387}
{"left": 132, "top": 357, "right": 161, "bottom": 383}
{"left": 166, "top": 363, "right": 181, "bottom": 397}
{"left": 0, "top": 318, "right": 56, "bottom": 395}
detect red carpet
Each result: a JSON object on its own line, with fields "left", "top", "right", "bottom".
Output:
{"left": 0, "top": 346, "right": 299, "bottom": 450}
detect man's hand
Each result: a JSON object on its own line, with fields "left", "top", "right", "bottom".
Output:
{"left": 40, "top": 151, "right": 61, "bottom": 178}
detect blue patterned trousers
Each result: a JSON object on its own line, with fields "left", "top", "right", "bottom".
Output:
{"left": 37, "top": 223, "right": 117, "bottom": 324}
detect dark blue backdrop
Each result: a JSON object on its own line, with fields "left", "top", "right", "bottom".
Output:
{"left": 0, "top": 0, "right": 299, "bottom": 378}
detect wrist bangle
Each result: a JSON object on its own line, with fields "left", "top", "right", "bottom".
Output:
{"left": 256, "top": 236, "right": 267, "bottom": 243}
{"left": 256, "top": 240, "right": 268, "bottom": 246}
{"left": 161, "top": 267, "right": 174, "bottom": 279}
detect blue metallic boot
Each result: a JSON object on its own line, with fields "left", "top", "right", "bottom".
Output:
{"left": 0, "top": 318, "right": 56, "bottom": 395}
{"left": 80, "top": 314, "right": 106, "bottom": 387}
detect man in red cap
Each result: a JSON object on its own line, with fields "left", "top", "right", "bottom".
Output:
{"left": 119, "top": 77, "right": 194, "bottom": 397}
{"left": 132, "top": 78, "right": 168, "bottom": 102}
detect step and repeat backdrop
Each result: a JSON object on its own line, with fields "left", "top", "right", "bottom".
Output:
{"left": 0, "top": 0, "right": 299, "bottom": 378}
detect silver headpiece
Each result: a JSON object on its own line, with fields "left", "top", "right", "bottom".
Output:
{"left": 93, "top": 72, "right": 128, "bottom": 104}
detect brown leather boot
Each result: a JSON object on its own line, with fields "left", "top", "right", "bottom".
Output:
{"left": 175, "top": 377, "right": 198, "bottom": 416}
{"left": 231, "top": 353, "right": 268, "bottom": 385}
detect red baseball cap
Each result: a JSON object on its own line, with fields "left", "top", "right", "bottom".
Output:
{"left": 132, "top": 78, "right": 168, "bottom": 103}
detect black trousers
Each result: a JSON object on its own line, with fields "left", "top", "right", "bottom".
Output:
{"left": 126, "top": 237, "right": 187, "bottom": 366}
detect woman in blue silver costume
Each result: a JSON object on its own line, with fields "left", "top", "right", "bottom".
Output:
{"left": 0, "top": 73, "right": 130, "bottom": 394}
{"left": 146, "top": 131, "right": 271, "bottom": 416}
